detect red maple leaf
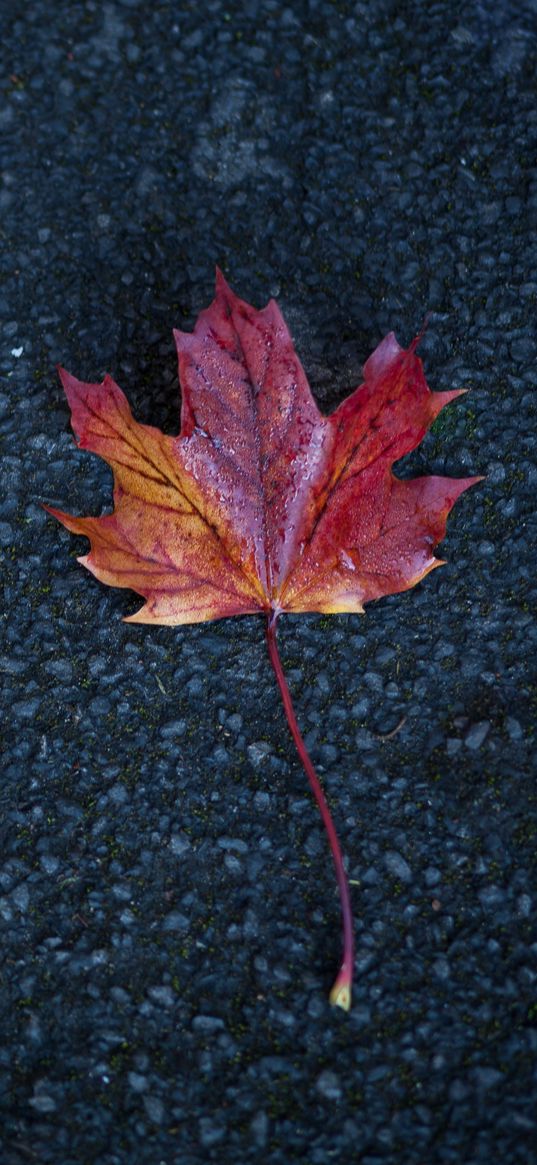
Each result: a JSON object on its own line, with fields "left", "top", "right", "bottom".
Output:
{"left": 47, "top": 273, "right": 480, "bottom": 1009}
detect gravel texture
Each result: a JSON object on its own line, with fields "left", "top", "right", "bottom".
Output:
{"left": 1, "top": 1, "right": 536, "bottom": 1162}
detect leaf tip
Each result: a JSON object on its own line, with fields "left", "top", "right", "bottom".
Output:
{"left": 215, "top": 264, "right": 230, "bottom": 293}
{"left": 123, "top": 606, "right": 147, "bottom": 624}
{"left": 57, "top": 365, "right": 85, "bottom": 394}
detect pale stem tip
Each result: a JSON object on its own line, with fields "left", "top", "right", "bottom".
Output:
{"left": 329, "top": 969, "right": 352, "bottom": 1012}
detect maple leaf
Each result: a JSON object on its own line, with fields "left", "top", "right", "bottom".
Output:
{"left": 47, "top": 272, "right": 480, "bottom": 1011}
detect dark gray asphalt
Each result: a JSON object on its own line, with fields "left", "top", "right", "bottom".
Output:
{"left": 1, "top": 1, "right": 536, "bottom": 1162}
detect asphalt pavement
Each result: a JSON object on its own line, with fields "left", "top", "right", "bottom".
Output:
{"left": 1, "top": 1, "right": 536, "bottom": 1162}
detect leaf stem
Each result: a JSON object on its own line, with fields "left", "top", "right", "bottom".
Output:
{"left": 265, "top": 612, "right": 354, "bottom": 1011}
